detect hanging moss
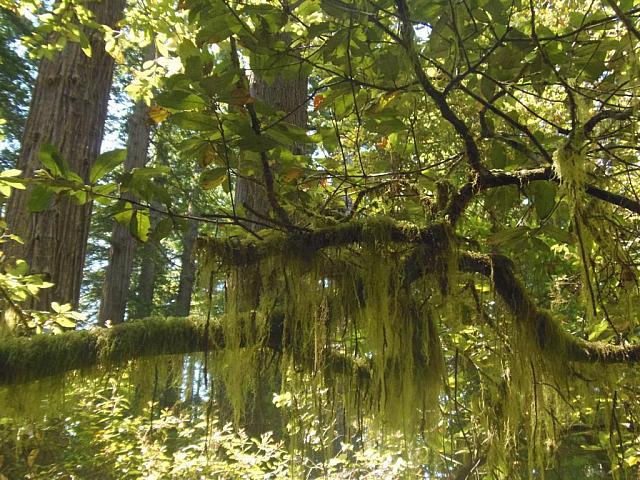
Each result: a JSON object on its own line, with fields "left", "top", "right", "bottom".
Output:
{"left": 201, "top": 221, "right": 450, "bottom": 437}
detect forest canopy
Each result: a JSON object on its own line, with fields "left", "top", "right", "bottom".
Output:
{"left": 1, "top": 0, "right": 640, "bottom": 478}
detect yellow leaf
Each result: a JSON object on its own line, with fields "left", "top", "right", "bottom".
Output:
{"left": 283, "top": 167, "right": 303, "bottom": 183}
{"left": 229, "top": 87, "right": 255, "bottom": 106}
{"left": 27, "top": 449, "right": 39, "bottom": 468}
{"left": 149, "top": 105, "right": 170, "bottom": 124}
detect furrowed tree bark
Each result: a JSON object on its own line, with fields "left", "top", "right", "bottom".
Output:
{"left": 6, "top": 0, "right": 125, "bottom": 310}
{"left": 99, "top": 80, "right": 153, "bottom": 325}
{"left": 234, "top": 35, "right": 308, "bottom": 229}
{"left": 175, "top": 204, "right": 198, "bottom": 316}
{"left": 231, "top": 33, "right": 308, "bottom": 434}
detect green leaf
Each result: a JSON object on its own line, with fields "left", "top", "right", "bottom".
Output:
{"left": 489, "top": 142, "right": 507, "bottom": 168}
{"left": 155, "top": 90, "right": 207, "bottom": 111}
{"left": 114, "top": 202, "right": 134, "bottom": 225}
{"left": 171, "top": 112, "right": 219, "bottom": 131}
{"left": 27, "top": 185, "right": 54, "bottom": 212}
{"left": 90, "top": 149, "right": 126, "bottom": 183}
{"left": 51, "top": 302, "right": 72, "bottom": 313}
{"left": 588, "top": 319, "right": 610, "bottom": 341}
{"left": 78, "top": 30, "right": 92, "bottom": 57}
{"left": 130, "top": 166, "right": 170, "bottom": 178}
{"left": 39, "top": 144, "right": 68, "bottom": 177}
{"left": 130, "top": 209, "right": 151, "bottom": 242}
{"left": 199, "top": 167, "right": 227, "bottom": 190}
{"left": 0, "top": 169, "right": 22, "bottom": 178}
{"left": 196, "top": 14, "right": 241, "bottom": 44}
{"left": 55, "top": 316, "right": 77, "bottom": 328}
{"left": 480, "top": 75, "right": 497, "bottom": 100}
{"left": 487, "top": 226, "right": 529, "bottom": 246}
{"left": 6, "top": 259, "right": 28, "bottom": 276}
{"left": 529, "top": 181, "right": 557, "bottom": 221}
{"left": 151, "top": 217, "right": 174, "bottom": 241}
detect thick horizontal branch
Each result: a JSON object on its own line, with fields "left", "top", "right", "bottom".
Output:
{"left": 196, "top": 217, "right": 450, "bottom": 267}
{"left": 0, "top": 316, "right": 368, "bottom": 387}
{"left": 2, "top": 218, "right": 638, "bottom": 386}
{"left": 199, "top": 218, "right": 640, "bottom": 365}
{"left": 459, "top": 252, "right": 640, "bottom": 363}
{"left": 0, "top": 317, "right": 219, "bottom": 385}
{"left": 448, "top": 167, "right": 640, "bottom": 221}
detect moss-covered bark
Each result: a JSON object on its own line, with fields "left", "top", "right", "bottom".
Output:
{"left": 0, "top": 317, "right": 220, "bottom": 385}
{"left": 197, "top": 217, "right": 450, "bottom": 267}
{"left": 199, "top": 218, "right": 640, "bottom": 366}
{"left": 458, "top": 252, "right": 640, "bottom": 363}
{"left": 2, "top": 220, "right": 639, "bottom": 388}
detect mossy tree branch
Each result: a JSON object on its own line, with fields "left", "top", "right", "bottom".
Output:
{"left": 199, "top": 218, "right": 640, "bottom": 365}
{"left": 459, "top": 253, "right": 640, "bottom": 363}
{"left": 0, "top": 317, "right": 220, "bottom": 385}
{"left": 0, "top": 315, "right": 369, "bottom": 387}
{"left": 196, "top": 217, "right": 450, "bottom": 267}
{"left": 2, "top": 219, "right": 639, "bottom": 386}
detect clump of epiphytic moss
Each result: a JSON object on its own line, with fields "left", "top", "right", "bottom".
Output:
{"left": 207, "top": 224, "right": 450, "bottom": 437}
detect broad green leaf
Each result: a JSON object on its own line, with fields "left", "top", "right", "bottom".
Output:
{"left": 39, "top": 144, "right": 68, "bottom": 177}
{"left": 0, "top": 169, "right": 22, "bottom": 178}
{"left": 114, "top": 202, "right": 134, "bottom": 225}
{"left": 529, "top": 181, "right": 557, "bottom": 221}
{"left": 55, "top": 317, "right": 77, "bottom": 328}
{"left": 151, "top": 217, "right": 174, "bottom": 241}
{"left": 51, "top": 302, "right": 71, "bottom": 313}
{"left": 27, "top": 185, "right": 54, "bottom": 212}
{"left": 487, "top": 226, "right": 529, "bottom": 246}
{"left": 6, "top": 259, "right": 28, "bottom": 276}
{"left": 130, "top": 209, "right": 151, "bottom": 241}
{"left": 171, "top": 112, "right": 219, "bottom": 131}
{"left": 489, "top": 142, "right": 507, "bottom": 169}
{"left": 155, "top": 90, "right": 207, "bottom": 111}
{"left": 588, "top": 319, "right": 610, "bottom": 341}
{"left": 90, "top": 149, "right": 126, "bottom": 183}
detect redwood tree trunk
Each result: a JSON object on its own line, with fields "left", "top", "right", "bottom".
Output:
{"left": 6, "top": 0, "right": 125, "bottom": 310}
{"left": 234, "top": 39, "right": 308, "bottom": 435}
{"left": 175, "top": 204, "right": 198, "bottom": 316}
{"left": 98, "top": 98, "right": 152, "bottom": 325}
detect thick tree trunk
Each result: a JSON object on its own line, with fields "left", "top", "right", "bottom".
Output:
{"left": 5, "top": 0, "right": 125, "bottom": 310}
{"left": 175, "top": 204, "right": 198, "bottom": 316}
{"left": 233, "top": 38, "right": 309, "bottom": 435}
{"left": 235, "top": 39, "right": 308, "bottom": 227}
{"left": 98, "top": 98, "right": 152, "bottom": 325}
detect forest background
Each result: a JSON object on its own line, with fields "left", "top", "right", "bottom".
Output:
{"left": 0, "top": 0, "right": 640, "bottom": 478}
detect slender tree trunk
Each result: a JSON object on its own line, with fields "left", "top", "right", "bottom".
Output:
{"left": 134, "top": 206, "right": 161, "bottom": 318}
{"left": 99, "top": 94, "right": 153, "bottom": 325}
{"left": 175, "top": 204, "right": 198, "bottom": 316}
{"left": 5, "top": 0, "right": 125, "bottom": 310}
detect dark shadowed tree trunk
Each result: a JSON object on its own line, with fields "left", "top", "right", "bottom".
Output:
{"left": 134, "top": 205, "right": 161, "bottom": 318}
{"left": 99, "top": 92, "right": 153, "bottom": 325}
{"left": 6, "top": 0, "right": 125, "bottom": 310}
{"left": 175, "top": 204, "right": 198, "bottom": 316}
